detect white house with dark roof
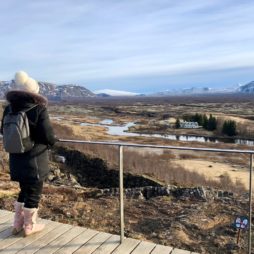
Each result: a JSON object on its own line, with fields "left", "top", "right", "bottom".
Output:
{"left": 180, "top": 121, "right": 200, "bottom": 128}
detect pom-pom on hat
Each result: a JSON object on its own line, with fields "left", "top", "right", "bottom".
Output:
{"left": 14, "top": 71, "right": 39, "bottom": 94}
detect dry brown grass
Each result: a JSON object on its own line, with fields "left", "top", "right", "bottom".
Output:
{"left": 51, "top": 119, "right": 248, "bottom": 193}
{"left": 21, "top": 99, "right": 253, "bottom": 195}
{"left": 58, "top": 142, "right": 247, "bottom": 193}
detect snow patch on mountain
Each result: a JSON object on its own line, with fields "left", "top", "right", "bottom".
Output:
{"left": 239, "top": 81, "right": 254, "bottom": 93}
{"left": 93, "top": 89, "right": 139, "bottom": 96}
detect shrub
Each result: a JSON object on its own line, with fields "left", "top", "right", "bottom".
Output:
{"left": 175, "top": 118, "right": 180, "bottom": 129}
{"left": 222, "top": 120, "right": 237, "bottom": 136}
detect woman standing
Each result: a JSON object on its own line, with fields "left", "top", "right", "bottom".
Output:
{"left": 1, "top": 71, "right": 57, "bottom": 236}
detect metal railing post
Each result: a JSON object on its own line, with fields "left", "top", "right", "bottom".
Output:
{"left": 58, "top": 139, "right": 254, "bottom": 251}
{"left": 119, "top": 145, "right": 124, "bottom": 243}
{"left": 248, "top": 153, "right": 253, "bottom": 254}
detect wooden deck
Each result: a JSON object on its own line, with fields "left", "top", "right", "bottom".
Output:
{"left": 0, "top": 209, "right": 199, "bottom": 254}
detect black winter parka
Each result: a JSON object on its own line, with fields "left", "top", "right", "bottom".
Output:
{"left": 1, "top": 90, "right": 57, "bottom": 183}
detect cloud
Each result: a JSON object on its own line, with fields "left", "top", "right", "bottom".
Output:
{"left": 0, "top": 0, "right": 253, "bottom": 91}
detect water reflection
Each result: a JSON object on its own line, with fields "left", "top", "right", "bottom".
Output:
{"left": 100, "top": 119, "right": 113, "bottom": 125}
{"left": 80, "top": 120, "right": 254, "bottom": 146}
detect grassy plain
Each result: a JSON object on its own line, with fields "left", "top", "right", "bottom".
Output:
{"left": 0, "top": 94, "right": 254, "bottom": 253}
{"left": 48, "top": 94, "right": 254, "bottom": 191}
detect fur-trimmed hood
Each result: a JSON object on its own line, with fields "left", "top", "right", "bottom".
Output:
{"left": 5, "top": 90, "right": 48, "bottom": 108}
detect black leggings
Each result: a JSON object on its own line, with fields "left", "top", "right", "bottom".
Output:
{"left": 17, "top": 181, "right": 43, "bottom": 208}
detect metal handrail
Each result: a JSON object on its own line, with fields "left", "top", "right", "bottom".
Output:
{"left": 59, "top": 139, "right": 254, "bottom": 154}
{"left": 59, "top": 138, "right": 253, "bottom": 253}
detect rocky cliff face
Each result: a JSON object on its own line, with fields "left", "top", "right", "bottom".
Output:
{"left": 0, "top": 80, "right": 95, "bottom": 99}
{"left": 52, "top": 146, "right": 161, "bottom": 189}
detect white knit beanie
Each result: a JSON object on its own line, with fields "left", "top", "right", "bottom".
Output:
{"left": 14, "top": 71, "right": 40, "bottom": 94}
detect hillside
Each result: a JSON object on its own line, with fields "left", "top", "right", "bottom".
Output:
{"left": 239, "top": 81, "right": 254, "bottom": 93}
{"left": 0, "top": 80, "right": 95, "bottom": 99}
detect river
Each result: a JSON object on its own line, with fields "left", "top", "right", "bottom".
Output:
{"left": 80, "top": 119, "right": 254, "bottom": 146}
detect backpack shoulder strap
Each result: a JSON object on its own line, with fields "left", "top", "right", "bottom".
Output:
{"left": 5, "top": 105, "right": 12, "bottom": 114}
{"left": 23, "top": 104, "right": 38, "bottom": 113}
{"left": 23, "top": 105, "right": 39, "bottom": 127}
{"left": 5, "top": 104, "right": 38, "bottom": 115}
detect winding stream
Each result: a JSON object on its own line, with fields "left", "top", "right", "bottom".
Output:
{"left": 80, "top": 119, "right": 254, "bottom": 146}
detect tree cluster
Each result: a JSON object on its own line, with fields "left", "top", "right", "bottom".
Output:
{"left": 222, "top": 120, "right": 237, "bottom": 136}
{"left": 178, "top": 113, "right": 237, "bottom": 136}
{"left": 182, "top": 113, "right": 217, "bottom": 131}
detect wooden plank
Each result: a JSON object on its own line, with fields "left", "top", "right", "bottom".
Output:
{"left": 0, "top": 210, "right": 197, "bottom": 254}
{"left": 35, "top": 226, "right": 86, "bottom": 254}
{"left": 0, "top": 218, "right": 13, "bottom": 233}
{"left": 0, "top": 211, "right": 13, "bottom": 236}
{"left": 0, "top": 227, "right": 14, "bottom": 242}
{"left": 0, "top": 230, "right": 24, "bottom": 250}
{"left": 151, "top": 244, "right": 173, "bottom": 254}
{"left": 0, "top": 209, "right": 12, "bottom": 214}
{"left": 0, "top": 219, "right": 51, "bottom": 252}
{"left": 0, "top": 210, "right": 13, "bottom": 218}
{"left": 16, "top": 223, "right": 72, "bottom": 254}
{"left": 131, "top": 241, "right": 156, "bottom": 254}
{"left": 54, "top": 228, "right": 98, "bottom": 254}
{"left": 171, "top": 248, "right": 191, "bottom": 254}
{"left": 3, "top": 221, "right": 57, "bottom": 254}
{"left": 0, "top": 214, "right": 13, "bottom": 224}
{"left": 74, "top": 232, "right": 111, "bottom": 254}
{"left": 92, "top": 234, "right": 121, "bottom": 254}
{"left": 0, "top": 214, "right": 33, "bottom": 250}
{"left": 111, "top": 238, "right": 141, "bottom": 254}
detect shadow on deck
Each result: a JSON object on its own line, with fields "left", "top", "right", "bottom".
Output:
{"left": 0, "top": 209, "right": 198, "bottom": 254}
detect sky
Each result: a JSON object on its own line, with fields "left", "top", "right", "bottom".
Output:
{"left": 0, "top": 0, "right": 254, "bottom": 93}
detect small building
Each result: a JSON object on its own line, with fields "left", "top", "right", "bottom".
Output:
{"left": 180, "top": 121, "right": 200, "bottom": 129}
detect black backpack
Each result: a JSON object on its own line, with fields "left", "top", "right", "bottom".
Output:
{"left": 3, "top": 105, "right": 37, "bottom": 153}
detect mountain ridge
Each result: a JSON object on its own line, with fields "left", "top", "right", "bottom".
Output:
{"left": 1, "top": 80, "right": 254, "bottom": 98}
{"left": 238, "top": 81, "right": 254, "bottom": 93}
{"left": 0, "top": 80, "right": 95, "bottom": 99}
